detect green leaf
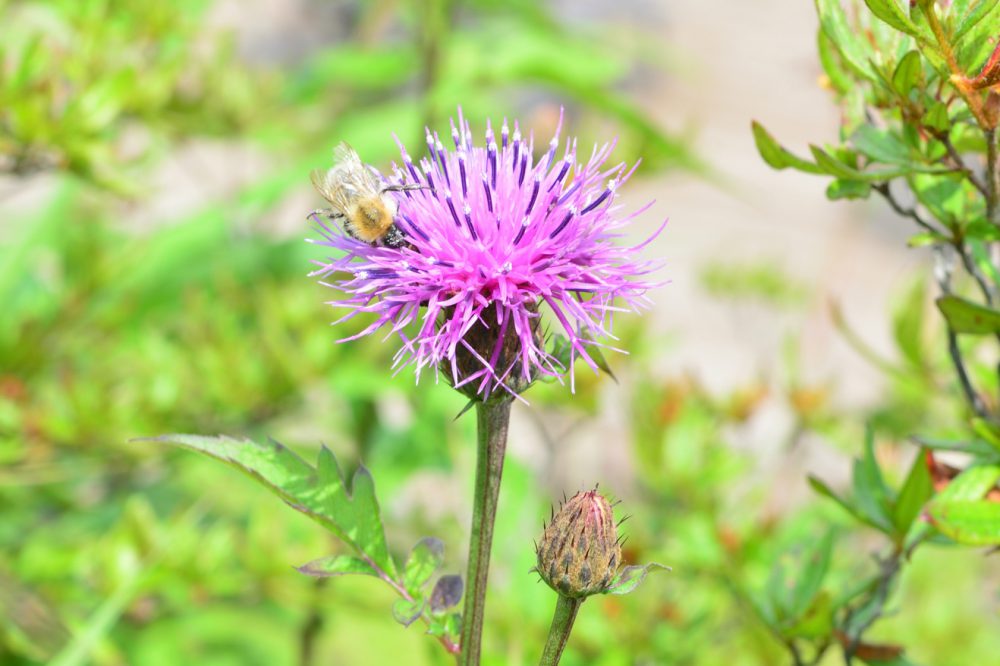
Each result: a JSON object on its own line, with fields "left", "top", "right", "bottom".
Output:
{"left": 892, "top": 50, "right": 923, "bottom": 95}
{"left": 548, "top": 334, "right": 573, "bottom": 375}
{"left": 818, "top": 29, "right": 853, "bottom": 94}
{"left": 809, "top": 475, "right": 873, "bottom": 527}
{"left": 923, "top": 102, "right": 950, "bottom": 132}
{"left": 954, "top": 0, "right": 1000, "bottom": 42}
{"left": 893, "top": 449, "right": 933, "bottom": 535}
{"left": 892, "top": 278, "right": 929, "bottom": 370}
{"left": 752, "top": 121, "right": 824, "bottom": 174}
{"left": 391, "top": 598, "right": 424, "bottom": 627}
{"left": 146, "top": 435, "right": 397, "bottom": 578}
{"left": 927, "top": 500, "right": 1000, "bottom": 545}
{"left": 403, "top": 537, "right": 445, "bottom": 595}
{"left": 606, "top": 562, "right": 670, "bottom": 596}
{"left": 971, "top": 419, "right": 1000, "bottom": 453}
{"left": 864, "top": 0, "right": 920, "bottom": 35}
{"left": 851, "top": 125, "right": 913, "bottom": 164}
{"left": 852, "top": 426, "right": 895, "bottom": 533}
{"left": 936, "top": 294, "right": 1000, "bottom": 334}
{"left": 789, "top": 532, "right": 834, "bottom": 619}
{"left": 429, "top": 575, "right": 464, "bottom": 612}
{"left": 296, "top": 555, "right": 379, "bottom": 578}
{"left": 812, "top": 143, "right": 951, "bottom": 180}
{"left": 816, "top": 0, "right": 877, "bottom": 80}
{"left": 936, "top": 464, "right": 1000, "bottom": 500}
{"left": 912, "top": 436, "right": 1000, "bottom": 458}
{"left": 827, "top": 179, "right": 872, "bottom": 200}
{"left": 906, "top": 231, "right": 947, "bottom": 247}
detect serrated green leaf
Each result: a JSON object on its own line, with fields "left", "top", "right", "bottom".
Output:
{"left": 146, "top": 435, "right": 397, "bottom": 578}
{"left": 936, "top": 294, "right": 1000, "bottom": 334}
{"left": 606, "top": 562, "right": 670, "bottom": 596}
{"left": 296, "top": 554, "right": 379, "bottom": 578}
{"left": 864, "top": 0, "right": 920, "bottom": 36}
{"left": 893, "top": 449, "right": 934, "bottom": 535}
{"left": 752, "top": 121, "right": 824, "bottom": 174}
{"left": 403, "top": 537, "right": 444, "bottom": 595}
{"left": 927, "top": 500, "right": 1000, "bottom": 545}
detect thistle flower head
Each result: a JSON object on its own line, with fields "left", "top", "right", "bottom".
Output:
{"left": 309, "top": 109, "right": 663, "bottom": 400}
{"left": 536, "top": 489, "right": 622, "bottom": 598}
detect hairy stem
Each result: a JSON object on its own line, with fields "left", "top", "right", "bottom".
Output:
{"left": 459, "top": 398, "right": 513, "bottom": 665}
{"left": 538, "top": 595, "right": 582, "bottom": 666}
{"left": 298, "top": 579, "right": 327, "bottom": 666}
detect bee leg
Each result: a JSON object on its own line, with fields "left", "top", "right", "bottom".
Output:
{"left": 382, "top": 184, "right": 433, "bottom": 193}
{"left": 307, "top": 208, "right": 344, "bottom": 221}
{"left": 382, "top": 224, "right": 409, "bottom": 249}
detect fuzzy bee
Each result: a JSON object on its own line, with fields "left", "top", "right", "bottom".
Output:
{"left": 310, "top": 143, "right": 420, "bottom": 249}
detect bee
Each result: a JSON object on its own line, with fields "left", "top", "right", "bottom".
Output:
{"left": 310, "top": 142, "right": 421, "bottom": 249}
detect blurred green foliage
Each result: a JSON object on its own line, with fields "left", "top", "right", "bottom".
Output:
{"left": 3, "top": 0, "right": 1000, "bottom": 665}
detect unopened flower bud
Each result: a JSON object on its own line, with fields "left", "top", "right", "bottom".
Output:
{"left": 535, "top": 489, "right": 622, "bottom": 598}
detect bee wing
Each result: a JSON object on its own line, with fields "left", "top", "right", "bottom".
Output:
{"left": 333, "top": 141, "right": 383, "bottom": 196}
{"left": 333, "top": 142, "right": 363, "bottom": 168}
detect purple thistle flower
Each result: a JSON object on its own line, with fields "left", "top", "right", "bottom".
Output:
{"left": 308, "top": 109, "right": 664, "bottom": 401}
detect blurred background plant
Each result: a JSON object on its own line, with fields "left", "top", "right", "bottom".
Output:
{"left": 2, "top": 0, "right": 999, "bottom": 665}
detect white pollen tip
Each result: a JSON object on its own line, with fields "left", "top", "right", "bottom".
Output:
{"left": 569, "top": 205, "right": 578, "bottom": 214}
{"left": 521, "top": 217, "right": 530, "bottom": 227}
{"left": 463, "top": 204, "right": 472, "bottom": 215}
{"left": 436, "top": 140, "right": 444, "bottom": 150}
{"left": 501, "top": 261, "right": 513, "bottom": 273}
{"left": 356, "top": 271, "right": 369, "bottom": 280}
{"left": 488, "top": 142, "right": 497, "bottom": 152}
{"left": 534, "top": 172, "right": 543, "bottom": 182}
{"left": 445, "top": 191, "right": 452, "bottom": 200}
{"left": 550, "top": 137, "right": 558, "bottom": 147}
{"left": 428, "top": 257, "right": 438, "bottom": 265}
{"left": 513, "top": 130, "right": 522, "bottom": 141}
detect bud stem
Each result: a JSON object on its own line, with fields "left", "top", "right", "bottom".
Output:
{"left": 458, "top": 398, "right": 512, "bottom": 665}
{"left": 538, "top": 594, "right": 582, "bottom": 666}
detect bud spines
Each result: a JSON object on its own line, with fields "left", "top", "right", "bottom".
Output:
{"left": 535, "top": 489, "right": 622, "bottom": 599}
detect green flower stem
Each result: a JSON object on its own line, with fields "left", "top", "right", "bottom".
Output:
{"left": 538, "top": 595, "right": 583, "bottom": 666}
{"left": 458, "top": 398, "right": 512, "bottom": 665}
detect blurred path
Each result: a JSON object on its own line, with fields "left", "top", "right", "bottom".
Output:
{"left": 531, "top": 0, "right": 928, "bottom": 496}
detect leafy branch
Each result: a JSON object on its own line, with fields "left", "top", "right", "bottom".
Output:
{"left": 144, "top": 435, "right": 462, "bottom": 655}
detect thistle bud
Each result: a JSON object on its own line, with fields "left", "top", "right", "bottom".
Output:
{"left": 536, "top": 489, "right": 621, "bottom": 598}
